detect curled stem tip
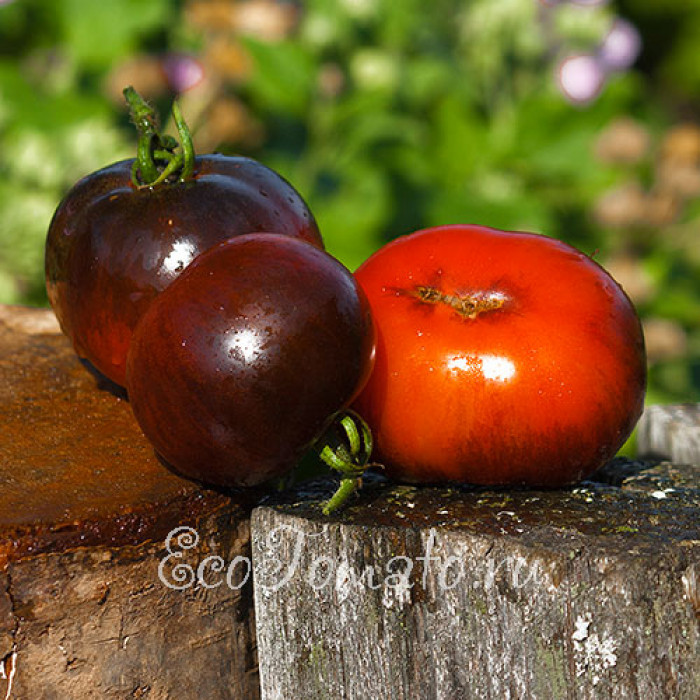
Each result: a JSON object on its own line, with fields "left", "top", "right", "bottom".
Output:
{"left": 317, "top": 410, "right": 374, "bottom": 515}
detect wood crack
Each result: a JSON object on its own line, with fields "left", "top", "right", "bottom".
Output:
{"left": 0, "top": 569, "right": 17, "bottom": 700}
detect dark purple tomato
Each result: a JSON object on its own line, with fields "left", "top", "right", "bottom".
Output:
{"left": 45, "top": 154, "right": 322, "bottom": 387}
{"left": 125, "top": 234, "right": 376, "bottom": 488}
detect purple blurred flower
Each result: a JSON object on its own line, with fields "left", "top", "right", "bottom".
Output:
{"left": 161, "top": 53, "right": 205, "bottom": 94}
{"left": 557, "top": 54, "right": 607, "bottom": 105}
{"left": 598, "top": 18, "right": 641, "bottom": 71}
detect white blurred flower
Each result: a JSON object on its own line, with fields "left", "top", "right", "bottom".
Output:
{"left": 340, "top": 0, "right": 377, "bottom": 20}
{"left": 301, "top": 13, "right": 339, "bottom": 49}
{"left": 598, "top": 18, "right": 641, "bottom": 71}
{"left": 557, "top": 54, "right": 606, "bottom": 104}
{"left": 234, "top": 0, "right": 299, "bottom": 41}
{"left": 61, "top": 119, "right": 130, "bottom": 183}
{"left": 350, "top": 49, "right": 399, "bottom": 91}
{"left": 5, "top": 131, "right": 62, "bottom": 189}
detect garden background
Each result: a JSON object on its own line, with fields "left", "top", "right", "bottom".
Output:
{"left": 0, "top": 0, "right": 698, "bottom": 409}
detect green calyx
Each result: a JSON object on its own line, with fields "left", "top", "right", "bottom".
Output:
{"left": 318, "top": 410, "right": 374, "bottom": 515}
{"left": 123, "top": 86, "right": 195, "bottom": 188}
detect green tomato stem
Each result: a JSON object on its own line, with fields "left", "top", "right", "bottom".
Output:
{"left": 322, "top": 477, "right": 363, "bottom": 516}
{"left": 173, "top": 100, "right": 195, "bottom": 182}
{"left": 317, "top": 410, "right": 374, "bottom": 515}
{"left": 123, "top": 86, "right": 196, "bottom": 187}
{"left": 124, "top": 86, "right": 160, "bottom": 186}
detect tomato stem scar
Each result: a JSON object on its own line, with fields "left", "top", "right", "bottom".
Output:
{"left": 413, "top": 285, "right": 507, "bottom": 318}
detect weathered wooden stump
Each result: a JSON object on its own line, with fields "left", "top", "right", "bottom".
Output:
{"left": 638, "top": 403, "right": 700, "bottom": 465}
{"left": 252, "top": 463, "right": 699, "bottom": 699}
{"left": 4, "top": 304, "right": 700, "bottom": 699}
{"left": 0, "top": 306, "right": 259, "bottom": 699}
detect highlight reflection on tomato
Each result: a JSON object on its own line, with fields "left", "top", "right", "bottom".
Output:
{"left": 352, "top": 224, "right": 647, "bottom": 487}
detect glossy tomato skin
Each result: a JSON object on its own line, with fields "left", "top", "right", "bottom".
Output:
{"left": 126, "top": 234, "right": 375, "bottom": 488}
{"left": 353, "top": 224, "right": 646, "bottom": 487}
{"left": 46, "top": 154, "right": 322, "bottom": 387}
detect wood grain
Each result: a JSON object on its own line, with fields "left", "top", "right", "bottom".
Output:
{"left": 637, "top": 403, "right": 700, "bottom": 465}
{"left": 0, "top": 306, "right": 259, "bottom": 699}
{"left": 252, "top": 462, "right": 700, "bottom": 699}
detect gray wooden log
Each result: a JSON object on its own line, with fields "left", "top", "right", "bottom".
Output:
{"left": 637, "top": 403, "right": 700, "bottom": 465}
{"left": 0, "top": 306, "right": 260, "bottom": 699}
{"left": 252, "top": 461, "right": 700, "bottom": 700}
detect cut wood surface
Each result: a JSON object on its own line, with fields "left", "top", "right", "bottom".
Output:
{"left": 252, "top": 461, "right": 700, "bottom": 700}
{"left": 0, "top": 306, "right": 259, "bottom": 700}
{"left": 637, "top": 403, "right": 700, "bottom": 465}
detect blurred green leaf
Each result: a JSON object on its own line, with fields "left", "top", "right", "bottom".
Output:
{"left": 310, "top": 162, "right": 392, "bottom": 270}
{"left": 649, "top": 286, "right": 700, "bottom": 326}
{"left": 427, "top": 183, "right": 555, "bottom": 235}
{"left": 429, "top": 95, "right": 488, "bottom": 181}
{"left": 56, "top": 0, "right": 171, "bottom": 68}
{"left": 241, "top": 37, "right": 318, "bottom": 117}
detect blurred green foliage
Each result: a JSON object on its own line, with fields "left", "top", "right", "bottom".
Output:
{"left": 0, "top": 0, "right": 699, "bottom": 405}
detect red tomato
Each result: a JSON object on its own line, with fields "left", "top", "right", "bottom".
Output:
{"left": 353, "top": 224, "right": 646, "bottom": 487}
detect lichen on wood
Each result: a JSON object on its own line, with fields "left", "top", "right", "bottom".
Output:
{"left": 252, "top": 460, "right": 699, "bottom": 699}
